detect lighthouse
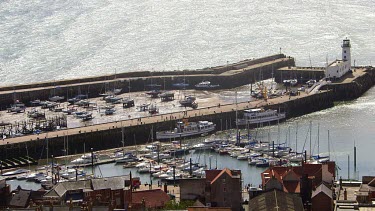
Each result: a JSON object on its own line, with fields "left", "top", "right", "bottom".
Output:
{"left": 342, "top": 39, "right": 351, "bottom": 68}
{"left": 326, "top": 38, "right": 352, "bottom": 80}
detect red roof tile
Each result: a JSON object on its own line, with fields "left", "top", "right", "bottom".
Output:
{"left": 283, "top": 181, "right": 300, "bottom": 193}
{"left": 205, "top": 170, "right": 223, "bottom": 182}
{"left": 132, "top": 189, "right": 170, "bottom": 208}
{"left": 210, "top": 169, "right": 233, "bottom": 185}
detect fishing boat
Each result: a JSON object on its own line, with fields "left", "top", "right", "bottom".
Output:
{"left": 179, "top": 96, "right": 198, "bottom": 109}
{"left": 156, "top": 120, "right": 216, "bottom": 140}
{"left": 236, "top": 108, "right": 286, "bottom": 126}
{"left": 195, "top": 81, "right": 220, "bottom": 90}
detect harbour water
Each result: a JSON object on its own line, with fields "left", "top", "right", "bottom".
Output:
{"left": 1, "top": 0, "right": 374, "bottom": 86}
{"left": 7, "top": 86, "right": 375, "bottom": 190}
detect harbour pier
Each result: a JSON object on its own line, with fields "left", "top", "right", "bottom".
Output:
{"left": 0, "top": 54, "right": 374, "bottom": 165}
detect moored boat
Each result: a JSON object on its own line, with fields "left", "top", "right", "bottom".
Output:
{"left": 195, "top": 81, "right": 220, "bottom": 90}
{"left": 236, "top": 108, "right": 286, "bottom": 126}
{"left": 156, "top": 120, "right": 215, "bottom": 140}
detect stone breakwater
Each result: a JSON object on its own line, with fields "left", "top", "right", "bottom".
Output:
{"left": 0, "top": 54, "right": 293, "bottom": 109}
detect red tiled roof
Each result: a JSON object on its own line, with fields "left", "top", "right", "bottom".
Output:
{"left": 283, "top": 181, "right": 300, "bottom": 193}
{"left": 210, "top": 168, "right": 233, "bottom": 185}
{"left": 205, "top": 169, "right": 223, "bottom": 182}
{"left": 261, "top": 163, "right": 335, "bottom": 194}
{"left": 132, "top": 189, "right": 170, "bottom": 208}
{"left": 368, "top": 178, "right": 375, "bottom": 187}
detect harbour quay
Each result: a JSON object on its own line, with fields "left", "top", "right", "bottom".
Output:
{"left": 0, "top": 55, "right": 374, "bottom": 162}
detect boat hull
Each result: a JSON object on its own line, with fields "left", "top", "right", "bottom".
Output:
{"left": 156, "top": 126, "right": 215, "bottom": 140}
{"left": 236, "top": 113, "right": 286, "bottom": 126}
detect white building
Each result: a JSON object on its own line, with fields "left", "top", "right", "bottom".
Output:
{"left": 326, "top": 39, "right": 351, "bottom": 79}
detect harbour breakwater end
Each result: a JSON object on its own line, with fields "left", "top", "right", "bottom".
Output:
{"left": 0, "top": 54, "right": 294, "bottom": 109}
{"left": 0, "top": 91, "right": 334, "bottom": 162}
{"left": 323, "top": 67, "right": 375, "bottom": 101}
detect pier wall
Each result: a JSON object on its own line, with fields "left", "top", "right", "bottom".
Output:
{"left": 274, "top": 67, "right": 325, "bottom": 83}
{"left": 0, "top": 54, "right": 287, "bottom": 92}
{"left": 322, "top": 67, "right": 375, "bottom": 101}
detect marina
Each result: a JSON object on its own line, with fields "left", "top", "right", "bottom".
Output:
{"left": 0, "top": 0, "right": 374, "bottom": 208}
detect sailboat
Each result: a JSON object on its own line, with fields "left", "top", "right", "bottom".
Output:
{"left": 122, "top": 79, "right": 135, "bottom": 108}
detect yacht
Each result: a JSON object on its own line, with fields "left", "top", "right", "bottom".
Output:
{"left": 70, "top": 154, "right": 99, "bottom": 165}
{"left": 236, "top": 108, "right": 286, "bottom": 126}
{"left": 156, "top": 120, "right": 216, "bottom": 140}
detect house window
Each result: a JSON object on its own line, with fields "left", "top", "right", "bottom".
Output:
{"left": 344, "top": 56, "right": 346, "bottom": 59}
{"left": 344, "top": 50, "right": 346, "bottom": 53}
{"left": 223, "top": 187, "right": 226, "bottom": 192}
{"left": 223, "top": 197, "right": 226, "bottom": 202}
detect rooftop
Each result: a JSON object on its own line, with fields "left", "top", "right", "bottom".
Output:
{"left": 248, "top": 189, "right": 303, "bottom": 211}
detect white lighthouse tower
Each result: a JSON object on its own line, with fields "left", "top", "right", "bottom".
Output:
{"left": 342, "top": 39, "right": 351, "bottom": 68}
{"left": 326, "top": 38, "right": 352, "bottom": 80}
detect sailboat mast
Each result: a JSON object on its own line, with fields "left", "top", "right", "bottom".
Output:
{"left": 328, "top": 130, "right": 331, "bottom": 160}
{"left": 121, "top": 122, "right": 125, "bottom": 148}
{"left": 235, "top": 91, "right": 239, "bottom": 145}
{"left": 317, "top": 123, "right": 320, "bottom": 155}
{"left": 46, "top": 134, "right": 49, "bottom": 165}
{"left": 295, "top": 122, "right": 298, "bottom": 154}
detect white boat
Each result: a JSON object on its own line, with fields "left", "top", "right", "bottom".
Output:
{"left": 283, "top": 79, "right": 298, "bottom": 86}
{"left": 61, "top": 168, "right": 85, "bottom": 179}
{"left": 114, "top": 153, "right": 139, "bottom": 163}
{"left": 236, "top": 108, "right": 286, "bottom": 126}
{"left": 2, "top": 169, "right": 30, "bottom": 177}
{"left": 156, "top": 120, "right": 216, "bottom": 140}
{"left": 70, "top": 154, "right": 98, "bottom": 165}
{"left": 195, "top": 81, "right": 220, "bottom": 90}
{"left": 237, "top": 154, "right": 248, "bottom": 160}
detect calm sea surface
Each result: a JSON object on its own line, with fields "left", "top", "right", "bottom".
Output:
{"left": 2, "top": 0, "right": 375, "bottom": 190}
{"left": 0, "top": 0, "right": 374, "bottom": 85}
